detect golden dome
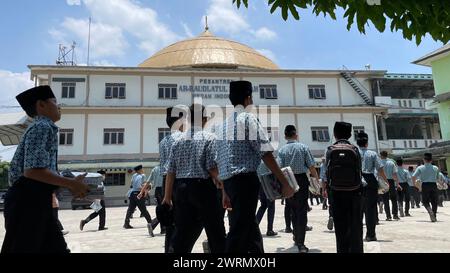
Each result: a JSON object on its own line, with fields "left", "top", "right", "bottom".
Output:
{"left": 138, "top": 30, "right": 278, "bottom": 70}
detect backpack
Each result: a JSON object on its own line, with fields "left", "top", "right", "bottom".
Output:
{"left": 326, "top": 140, "right": 362, "bottom": 191}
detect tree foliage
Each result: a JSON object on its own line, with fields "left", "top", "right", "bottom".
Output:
{"left": 0, "top": 161, "right": 10, "bottom": 189}
{"left": 232, "top": 0, "right": 450, "bottom": 45}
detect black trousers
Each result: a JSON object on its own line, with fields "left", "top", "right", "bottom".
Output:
{"left": 1, "top": 177, "right": 69, "bottom": 253}
{"left": 162, "top": 175, "right": 176, "bottom": 253}
{"left": 397, "top": 183, "right": 410, "bottom": 214}
{"left": 362, "top": 174, "right": 378, "bottom": 238}
{"left": 53, "top": 208, "right": 64, "bottom": 231}
{"left": 287, "top": 173, "right": 309, "bottom": 246}
{"left": 422, "top": 183, "right": 438, "bottom": 215}
{"left": 125, "top": 192, "right": 157, "bottom": 228}
{"left": 382, "top": 179, "right": 399, "bottom": 218}
{"left": 410, "top": 187, "right": 421, "bottom": 207}
{"left": 224, "top": 173, "right": 264, "bottom": 253}
{"left": 84, "top": 199, "right": 106, "bottom": 229}
{"left": 330, "top": 188, "right": 363, "bottom": 253}
{"left": 284, "top": 199, "right": 292, "bottom": 229}
{"left": 172, "top": 178, "right": 226, "bottom": 253}
{"left": 256, "top": 189, "right": 275, "bottom": 232}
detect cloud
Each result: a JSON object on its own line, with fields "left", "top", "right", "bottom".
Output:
{"left": 252, "top": 27, "right": 278, "bottom": 41}
{"left": 67, "top": 0, "right": 81, "bottom": 5}
{"left": 256, "top": 49, "right": 277, "bottom": 62}
{"left": 205, "top": 0, "right": 277, "bottom": 41}
{"left": 50, "top": 17, "right": 128, "bottom": 60}
{"left": 51, "top": 0, "right": 181, "bottom": 64}
{"left": 205, "top": 0, "right": 250, "bottom": 35}
{"left": 0, "top": 70, "right": 34, "bottom": 110}
{"left": 182, "top": 23, "right": 195, "bottom": 38}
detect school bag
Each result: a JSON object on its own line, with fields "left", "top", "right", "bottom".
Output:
{"left": 326, "top": 140, "right": 362, "bottom": 191}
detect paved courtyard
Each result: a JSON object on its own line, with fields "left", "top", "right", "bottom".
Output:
{"left": 1, "top": 200, "right": 450, "bottom": 253}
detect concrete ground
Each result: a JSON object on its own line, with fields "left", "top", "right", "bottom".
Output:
{"left": 1, "top": 200, "right": 449, "bottom": 253}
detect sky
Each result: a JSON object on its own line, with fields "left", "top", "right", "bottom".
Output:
{"left": 0, "top": 0, "right": 446, "bottom": 161}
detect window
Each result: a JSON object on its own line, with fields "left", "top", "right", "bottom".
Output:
{"left": 311, "top": 127, "right": 330, "bottom": 142}
{"left": 259, "top": 85, "right": 278, "bottom": 99}
{"left": 353, "top": 126, "right": 365, "bottom": 139}
{"left": 61, "top": 82, "right": 75, "bottom": 98}
{"left": 265, "top": 127, "right": 279, "bottom": 142}
{"left": 158, "top": 84, "right": 177, "bottom": 99}
{"left": 105, "top": 83, "right": 126, "bottom": 99}
{"left": 59, "top": 129, "right": 74, "bottom": 145}
{"left": 158, "top": 128, "right": 171, "bottom": 143}
{"left": 104, "top": 129, "right": 124, "bottom": 145}
{"left": 104, "top": 173, "right": 126, "bottom": 186}
{"left": 308, "top": 85, "right": 326, "bottom": 99}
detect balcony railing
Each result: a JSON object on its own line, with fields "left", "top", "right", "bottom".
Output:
{"left": 379, "top": 139, "right": 442, "bottom": 150}
{"left": 391, "top": 99, "right": 428, "bottom": 109}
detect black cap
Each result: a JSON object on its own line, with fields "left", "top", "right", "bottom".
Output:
{"left": 333, "top": 122, "right": 352, "bottom": 139}
{"left": 134, "top": 165, "right": 143, "bottom": 171}
{"left": 229, "top": 81, "right": 253, "bottom": 104}
{"left": 156, "top": 203, "right": 174, "bottom": 226}
{"left": 357, "top": 132, "right": 368, "bottom": 140}
{"left": 16, "top": 85, "right": 56, "bottom": 117}
{"left": 424, "top": 153, "right": 432, "bottom": 161}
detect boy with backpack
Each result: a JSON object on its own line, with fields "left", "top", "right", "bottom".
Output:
{"left": 323, "top": 122, "right": 363, "bottom": 253}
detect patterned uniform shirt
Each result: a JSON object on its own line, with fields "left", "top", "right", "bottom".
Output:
{"left": 159, "top": 130, "right": 183, "bottom": 176}
{"left": 277, "top": 140, "right": 315, "bottom": 174}
{"left": 381, "top": 159, "right": 398, "bottom": 180}
{"left": 167, "top": 127, "right": 217, "bottom": 179}
{"left": 359, "top": 148, "right": 383, "bottom": 174}
{"left": 146, "top": 165, "right": 163, "bottom": 188}
{"left": 215, "top": 108, "right": 273, "bottom": 181}
{"left": 9, "top": 116, "right": 59, "bottom": 186}
{"left": 412, "top": 163, "right": 439, "bottom": 183}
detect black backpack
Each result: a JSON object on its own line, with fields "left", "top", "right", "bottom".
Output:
{"left": 326, "top": 140, "right": 362, "bottom": 191}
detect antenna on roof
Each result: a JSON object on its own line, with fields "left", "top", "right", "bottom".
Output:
{"left": 56, "top": 41, "right": 77, "bottom": 66}
{"left": 205, "top": 16, "right": 209, "bottom": 31}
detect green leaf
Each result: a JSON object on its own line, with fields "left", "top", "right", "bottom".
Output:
{"left": 288, "top": 2, "right": 300, "bottom": 20}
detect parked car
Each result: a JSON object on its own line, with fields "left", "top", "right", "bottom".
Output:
{"left": 0, "top": 190, "right": 7, "bottom": 211}
{"left": 60, "top": 170, "right": 104, "bottom": 210}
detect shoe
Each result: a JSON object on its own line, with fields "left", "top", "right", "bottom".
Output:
{"left": 405, "top": 213, "right": 411, "bottom": 217}
{"left": 147, "top": 223, "right": 155, "bottom": 237}
{"left": 399, "top": 210, "right": 405, "bottom": 217}
{"left": 140, "top": 214, "right": 144, "bottom": 218}
{"left": 79, "top": 220, "right": 86, "bottom": 231}
{"left": 386, "top": 217, "right": 392, "bottom": 221}
{"left": 98, "top": 227, "right": 108, "bottom": 231}
{"left": 365, "top": 236, "right": 377, "bottom": 242}
{"left": 306, "top": 226, "right": 313, "bottom": 231}
{"left": 307, "top": 207, "right": 312, "bottom": 212}
{"left": 425, "top": 207, "right": 437, "bottom": 222}
{"left": 161, "top": 226, "right": 166, "bottom": 235}
{"left": 417, "top": 205, "right": 421, "bottom": 209}
{"left": 393, "top": 216, "right": 400, "bottom": 221}
{"left": 62, "top": 230, "right": 69, "bottom": 236}
{"left": 322, "top": 205, "right": 328, "bottom": 210}
{"left": 123, "top": 224, "right": 134, "bottom": 229}
{"left": 266, "top": 230, "right": 278, "bottom": 236}
{"left": 284, "top": 227, "right": 293, "bottom": 233}
{"left": 327, "top": 217, "right": 334, "bottom": 231}
{"left": 298, "top": 245, "right": 309, "bottom": 253}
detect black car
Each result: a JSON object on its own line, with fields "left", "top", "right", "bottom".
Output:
{"left": 60, "top": 170, "right": 105, "bottom": 210}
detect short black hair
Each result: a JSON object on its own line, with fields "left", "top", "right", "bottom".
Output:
{"left": 189, "top": 104, "right": 206, "bottom": 125}
{"left": 424, "top": 153, "right": 432, "bottom": 161}
{"left": 396, "top": 159, "right": 403, "bottom": 166}
{"left": 408, "top": 166, "right": 414, "bottom": 171}
{"left": 356, "top": 132, "right": 368, "bottom": 147}
{"left": 380, "top": 151, "right": 388, "bottom": 158}
{"left": 284, "top": 125, "right": 297, "bottom": 138}
{"left": 333, "top": 122, "right": 352, "bottom": 140}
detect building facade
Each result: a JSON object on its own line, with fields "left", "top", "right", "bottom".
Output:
{"left": 5, "top": 29, "right": 444, "bottom": 205}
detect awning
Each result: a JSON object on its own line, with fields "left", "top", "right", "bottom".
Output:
{"left": 0, "top": 112, "right": 30, "bottom": 146}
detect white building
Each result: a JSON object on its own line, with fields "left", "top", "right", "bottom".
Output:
{"left": 3, "top": 29, "right": 393, "bottom": 205}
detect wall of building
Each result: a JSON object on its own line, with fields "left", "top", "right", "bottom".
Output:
{"left": 56, "top": 114, "right": 85, "bottom": 156}
{"left": 89, "top": 75, "right": 141, "bottom": 106}
{"left": 50, "top": 74, "right": 87, "bottom": 106}
{"left": 86, "top": 114, "right": 140, "bottom": 155}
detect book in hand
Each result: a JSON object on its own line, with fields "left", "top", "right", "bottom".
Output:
{"left": 259, "top": 166, "right": 299, "bottom": 201}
